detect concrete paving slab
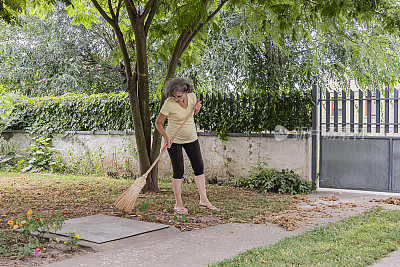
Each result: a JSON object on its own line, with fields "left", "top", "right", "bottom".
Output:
{"left": 47, "top": 223, "right": 302, "bottom": 267}
{"left": 370, "top": 248, "right": 400, "bottom": 267}
{"left": 49, "top": 214, "right": 169, "bottom": 243}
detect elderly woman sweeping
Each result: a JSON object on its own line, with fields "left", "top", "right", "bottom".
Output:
{"left": 155, "top": 78, "right": 219, "bottom": 215}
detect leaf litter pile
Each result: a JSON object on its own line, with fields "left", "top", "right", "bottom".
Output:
{"left": 268, "top": 193, "right": 372, "bottom": 231}
{"left": 371, "top": 197, "right": 400, "bottom": 205}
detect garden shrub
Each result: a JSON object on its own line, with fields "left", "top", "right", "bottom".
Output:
{"left": 235, "top": 163, "right": 314, "bottom": 195}
{"left": 0, "top": 135, "right": 67, "bottom": 173}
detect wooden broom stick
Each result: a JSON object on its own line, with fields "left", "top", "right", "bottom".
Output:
{"left": 114, "top": 107, "right": 196, "bottom": 213}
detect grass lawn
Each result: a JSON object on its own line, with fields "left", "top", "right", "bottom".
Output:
{"left": 213, "top": 207, "right": 400, "bottom": 267}
{"left": 0, "top": 171, "right": 295, "bottom": 231}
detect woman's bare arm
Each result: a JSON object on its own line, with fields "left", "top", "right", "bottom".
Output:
{"left": 194, "top": 99, "right": 202, "bottom": 114}
{"left": 155, "top": 113, "right": 172, "bottom": 147}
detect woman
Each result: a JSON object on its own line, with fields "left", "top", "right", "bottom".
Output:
{"left": 155, "top": 78, "right": 219, "bottom": 215}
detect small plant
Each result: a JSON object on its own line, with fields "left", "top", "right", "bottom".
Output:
{"left": 12, "top": 210, "right": 65, "bottom": 240}
{"left": 172, "top": 213, "right": 187, "bottom": 221}
{"left": 139, "top": 202, "right": 151, "bottom": 213}
{"left": 63, "top": 231, "right": 80, "bottom": 250}
{"left": 235, "top": 163, "right": 314, "bottom": 195}
{"left": 0, "top": 210, "right": 67, "bottom": 260}
{"left": 0, "top": 135, "right": 67, "bottom": 173}
{"left": 20, "top": 136, "right": 57, "bottom": 172}
{"left": 136, "top": 201, "right": 152, "bottom": 220}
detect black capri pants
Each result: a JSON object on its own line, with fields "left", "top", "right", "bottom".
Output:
{"left": 167, "top": 140, "right": 204, "bottom": 179}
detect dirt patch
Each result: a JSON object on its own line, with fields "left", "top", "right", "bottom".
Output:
{"left": 0, "top": 241, "right": 94, "bottom": 266}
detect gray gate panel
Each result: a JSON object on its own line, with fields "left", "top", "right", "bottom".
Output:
{"left": 393, "top": 140, "right": 400, "bottom": 191}
{"left": 320, "top": 139, "right": 389, "bottom": 191}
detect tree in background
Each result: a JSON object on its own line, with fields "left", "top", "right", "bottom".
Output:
{"left": 0, "top": 0, "right": 73, "bottom": 23}
{"left": 0, "top": 4, "right": 127, "bottom": 96}
{"left": 178, "top": 10, "right": 316, "bottom": 93}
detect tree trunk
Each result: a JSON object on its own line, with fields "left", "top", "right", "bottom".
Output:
{"left": 145, "top": 52, "right": 181, "bottom": 191}
{"left": 111, "top": 24, "right": 152, "bottom": 181}
{"left": 89, "top": 0, "right": 154, "bottom": 189}
{"left": 133, "top": 19, "right": 152, "bottom": 157}
{"left": 132, "top": 17, "right": 159, "bottom": 192}
{"left": 126, "top": 76, "right": 151, "bottom": 176}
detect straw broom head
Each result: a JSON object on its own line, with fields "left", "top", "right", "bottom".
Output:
{"left": 114, "top": 174, "right": 147, "bottom": 213}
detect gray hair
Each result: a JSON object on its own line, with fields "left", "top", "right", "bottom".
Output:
{"left": 163, "top": 78, "right": 194, "bottom": 97}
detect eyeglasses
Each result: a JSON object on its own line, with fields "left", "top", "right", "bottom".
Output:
{"left": 173, "top": 92, "right": 186, "bottom": 100}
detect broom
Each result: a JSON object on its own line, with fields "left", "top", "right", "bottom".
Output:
{"left": 114, "top": 107, "right": 196, "bottom": 213}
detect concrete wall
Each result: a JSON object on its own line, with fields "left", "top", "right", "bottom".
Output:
{"left": 0, "top": 131, "right": 311, "bottom": 182}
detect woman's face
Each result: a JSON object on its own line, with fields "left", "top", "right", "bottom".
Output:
{"left": 173, "top": 91, "right": 186, "bottom": 103}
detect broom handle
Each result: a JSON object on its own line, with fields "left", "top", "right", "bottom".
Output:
{"left": 142, "top": 108, "right": 195, "bottom": 177}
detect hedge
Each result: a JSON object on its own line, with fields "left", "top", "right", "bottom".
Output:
{"left": 6, "top": 90, "right": 313, "bottom": 136}
{"left": 197, "top": 90, "right": 313, "bottom": 137}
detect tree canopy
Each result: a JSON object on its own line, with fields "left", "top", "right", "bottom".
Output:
{"left": 0, "top": 4, "right": 127, "bottom": 96}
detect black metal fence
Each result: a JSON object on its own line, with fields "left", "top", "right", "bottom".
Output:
{"left": 320, "top": 88, "right": 400, "bottom": 134}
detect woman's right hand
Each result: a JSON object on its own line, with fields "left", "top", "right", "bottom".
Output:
{"left": 164, "top": 136, "right": 172, "bottom": 148}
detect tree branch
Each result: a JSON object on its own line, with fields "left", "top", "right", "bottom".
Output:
{"left": 108, "top": 0, "right": 116, "bottom": 20}
{"left": 124, "top": 0, "right": 138, "bottom": 28}
{"left": 114, "top": 27, "right": 133, "bottom": 77}
{"left": 178, "top": 0, "right": 213, "bottom": 56}
{"left": 141, "top": 0, "right": 155, "bottom": 18}
{"left": 144, "top": 0, "right": 157, "bottom": 36}
{"left": 116, "top": 0, "right": 123, "bottom": 21}
{"left": 175, "top": 28, "right": 190, "bottom": 58}
{"left": 180, "top": 0, "right": 228, "bottom": 57}
{"left": 124, "top": 0, "right": 139, "bottom": 19}
{"left": 91, "top": 0, "right": 115, "bottom": 26}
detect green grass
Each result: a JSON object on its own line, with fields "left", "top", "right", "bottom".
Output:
{"left": 213, "top": 207, "right": 400, "bottom": 267}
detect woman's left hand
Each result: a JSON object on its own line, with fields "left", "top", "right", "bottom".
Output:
{"left": 194, "top": 99, "right": 202, "bottom": 113}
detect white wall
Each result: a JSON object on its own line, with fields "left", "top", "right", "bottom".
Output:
{"left": 0, "top": 131, "right": 311, "bottom": 182}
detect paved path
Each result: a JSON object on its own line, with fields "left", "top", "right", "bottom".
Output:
{"left": 46, "top": 189, "right": 400, "bottom": 267}
{"left": 371, "top": 249, "right": 400, "bottom": 267}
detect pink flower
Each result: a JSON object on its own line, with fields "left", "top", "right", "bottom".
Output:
{"left": 33, "top": 249, "right": 41, "bottom": 256}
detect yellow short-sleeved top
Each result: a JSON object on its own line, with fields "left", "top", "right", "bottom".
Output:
{"left": 159, "top": 92, "right": 198, "bottom": 144}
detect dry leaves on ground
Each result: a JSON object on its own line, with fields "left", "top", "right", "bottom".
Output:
{"left": 371, "top": 197, "right": 400, "bottom": 205}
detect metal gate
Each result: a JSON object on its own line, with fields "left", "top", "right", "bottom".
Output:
{"left": 312, "top": 86, "right": 400, "bottom": 192}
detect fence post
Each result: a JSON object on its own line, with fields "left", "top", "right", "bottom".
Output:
{"left": 312, "top": 84, "right": 318, "bottom": 187}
